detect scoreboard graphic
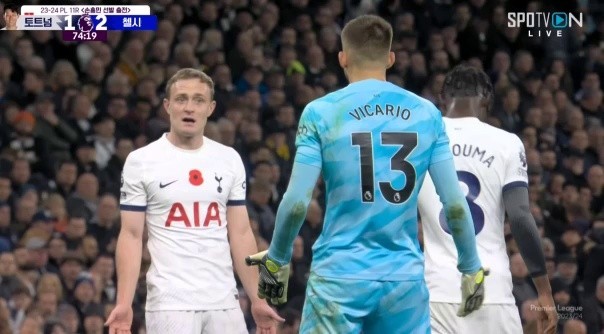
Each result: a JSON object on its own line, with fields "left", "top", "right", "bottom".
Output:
{"left": 14, "top": 5, "right": 157, "bottom": 42}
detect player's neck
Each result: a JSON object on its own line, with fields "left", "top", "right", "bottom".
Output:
{"left": 346, "top": 67, "right": 387, "bottom": 83}
{"left": 446, "top": 98, "right": 482, "bottom": 119}
{"left": 447, "top": 109, "right": 477, "bottom": 119}
{"left": 166, "top": 132, "right": 204, "bottom": 150}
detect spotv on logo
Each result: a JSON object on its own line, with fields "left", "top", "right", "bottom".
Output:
{"left": 507, "top": 12, "right": 583, "bottom": 37}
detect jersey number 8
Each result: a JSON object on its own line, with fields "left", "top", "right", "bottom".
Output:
{"left": 438, "top": 171, "right": 485, "bottom": 235}
{"left": 351, "top": 132, "right": 417, "bottom": 204}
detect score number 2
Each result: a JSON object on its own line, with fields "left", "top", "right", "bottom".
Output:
{"left": 64, "top": 15, "right": 107, "bottom": 30}
{"left": 351, "top": 132, "right": 417, "bottom": 204}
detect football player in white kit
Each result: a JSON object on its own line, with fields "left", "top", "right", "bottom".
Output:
{"left": 105, "top": 68, "right": 284, "bottom": 334}
{"left": 418, "top": 65, "right": 558, "bottom": 334}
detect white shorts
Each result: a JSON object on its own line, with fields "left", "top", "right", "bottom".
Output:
{"left": 145, "top": 308, "right": 248, "bottom": 334}
{"left": 430, "top": 302, "right": 522, "bottom": 334}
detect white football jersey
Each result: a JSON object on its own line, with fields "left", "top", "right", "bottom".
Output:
{"left": 418, "top": 117, "right": 528, "bottom": 304}
{"left": 120, "top": 134, "right": 247, "bottom": 311}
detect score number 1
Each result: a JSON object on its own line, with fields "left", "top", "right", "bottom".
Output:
{"left": 63, "top": 15, "right": 107, "bottom": 30}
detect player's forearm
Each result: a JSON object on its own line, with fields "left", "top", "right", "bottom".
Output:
{"left": 444, "top": 200, "right": 482, "bottom": 274}
{"left": 268, "top": 162, "right": 320, "bottom": 266}
{"left": 115, "top": 231, "right": 143, "bottom": 306}
{"left": 429, "top": 159, "right": 482, "bottom": 274}
{"left": 531, "top": 274, "right": 553, "bottom": 296}
{"left": 503, "top": 187, "right": 547, "bottom": 277}
{"left": 268, "top": 195, "right": 309, "bottom": 265}
{"left": 231, "top": 227, "right": 263, "bottom": 303}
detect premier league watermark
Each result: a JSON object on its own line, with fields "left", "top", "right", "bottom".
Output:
{"left": 507, "top": 12, "right": 583, "bottom": 37}
{"left": 530, "top": 304, "right": 583, "bottom": 320}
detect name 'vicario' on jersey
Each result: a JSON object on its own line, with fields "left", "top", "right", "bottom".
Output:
{"left": 348, "top": 104, "right": 411, "bottom": 121}
{"left": 451, "top": 143, "right": 495, "bottom": 168}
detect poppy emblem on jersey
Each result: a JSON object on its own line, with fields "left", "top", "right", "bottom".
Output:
{"left": 189, "top": 169, "right": 203, "bottom": 186}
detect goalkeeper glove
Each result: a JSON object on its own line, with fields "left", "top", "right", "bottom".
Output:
{"left": 458, "top": 267, "right": 489, "bottom": 317}
{"left": 245, "top": 250, "right": 290, "bottom": 306}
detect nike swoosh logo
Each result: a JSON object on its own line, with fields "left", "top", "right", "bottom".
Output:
{"left": 159, "top": 180, "right": 177, "bottom": 188}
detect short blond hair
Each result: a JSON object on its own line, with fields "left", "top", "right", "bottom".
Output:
{"left": 164, "top": 68, "right": 215, "bottom": 99}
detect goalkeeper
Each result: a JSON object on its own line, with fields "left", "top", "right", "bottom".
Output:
{"left": 247, "top": 15, "right": 487, "bottom": 334}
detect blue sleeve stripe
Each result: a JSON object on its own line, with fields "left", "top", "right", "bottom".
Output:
{"left": 294, "top": 151, "right": 322, "bottom": 167}
{"left": 227, "top": 200, "right": 246, "bottom": 206}
{"left": 430, "top": 155, "right": 453, "bottom": 165}
{"left": 120, "top": 204, "right": 147, "bottom": 212}
{"left": 503, "top": 181, "right": 528, "bottom": 193}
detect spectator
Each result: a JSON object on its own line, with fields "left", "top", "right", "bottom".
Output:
{"left": 87, "top": 194, "right": 119, "bottom": 254}
{"left": 36, "top": 290, "right": 58, "bottom": 321}
{"left": 510, "top": 252, "right": 537, "bottom": 309}
{"left": 58, "top": 251, "right": 85, "bottom": 304}
{"left": 36, "top": 274, "right": 63, "bottom": 307}
{"left": 82, "top": 303, "right": 105, "bottom": 334}
{"left": 71, "top": 272, "right": 100, "bottom": 332}
{"left": 89, "top": 113, "right": 116, "bottom": 170}
{"left": 63, "top": 215, "right": 87, "bottom": 251}
{"left": 495, "top": 86, "right": 523, "bottom": 133}
{"left": 46, "top": 236, "right": 67, "bottom": 273}
{"left": 299, "top": 199, "right": 323, "bottom": 260}
{"left": 7, "top": 111, "right": 49, "bottom": 174}
{"left": 33, "top": 92, "right": 79, "bottom": 164}
{"left": 8, "top": 284, "right": 32, "bottom": 332}
{"left": 56, "top": 303, "right": 79, "bottom": 334}
{"left": 247, "top": 180, "right": 276, "bottom": 243}
{"left": 66, "top": 173, "right": 99, "bottom": 221}
{"left": 115, "top": 39, "right": 148, "bottom": 86}
{"left": 563, "top": 319, "right": 588, "bottom": 334}
{"left": 51, "top": 160, "right": 78, "bottom": 199}
{"left": 0, "top": 252, "right": 22, "bottom": 301}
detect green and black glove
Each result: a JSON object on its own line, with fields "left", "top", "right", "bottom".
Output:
{"left": 245, "top": 250, "right": 290, "bottom": 305}
{"left": 458, "top": 267, "right": 490, "bottom": 317}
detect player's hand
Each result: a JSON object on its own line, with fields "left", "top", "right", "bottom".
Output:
{"left": 251, "top": 299, "right": 286, "bottom": 334}
{"left": 536, "top": 293, "right": 558, "bottom": 334}
{"left": 457, "top": 267, "right": 489, "bottom": 317}
{"left": 105, "top": 303, "right": 133, "bottom": 334}
{"left": 245, "top": 250, "right": 290, "bottom": 305}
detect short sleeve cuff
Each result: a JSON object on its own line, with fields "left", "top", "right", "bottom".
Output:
{"left": 227, "top": 200, "right": 246, "bottom": 206}
{"left": 120, "top": 204, "right": 147, "bottom": 212}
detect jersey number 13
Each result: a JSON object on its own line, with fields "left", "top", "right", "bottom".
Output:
{"left": 351, "top": 132, "right": 417, "bottom": 204}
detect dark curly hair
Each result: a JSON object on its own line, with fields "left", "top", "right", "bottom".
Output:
{"left": 441, "top": 64, "right": 494, "bottom": 111}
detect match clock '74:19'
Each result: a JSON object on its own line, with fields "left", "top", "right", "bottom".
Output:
{"left": 62, "top": 31, "right": 107, "bottom": 42}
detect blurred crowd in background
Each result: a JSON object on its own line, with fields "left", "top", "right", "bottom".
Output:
{"left": 0, "top": 0, "right": 603, "bottom": 333}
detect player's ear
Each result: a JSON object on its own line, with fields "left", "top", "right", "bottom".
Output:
{"left": 162, "top": 98, "right": 170, "bottom": 115}
{"left": 480, "top": 94, "right": 492, "bottom": 119}
{"left": 338, "top": 51, "right": 347, "bottom": 69}
{"left": 386, "top": 51, "right": 395, "bottom": 69}
{"left": 207, "top": 100, "right": 216, "bottom": 117}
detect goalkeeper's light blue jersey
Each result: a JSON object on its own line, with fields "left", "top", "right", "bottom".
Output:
{"left": 295, "top": 79, "right": 453, "bottom": 281}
